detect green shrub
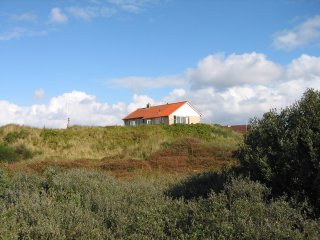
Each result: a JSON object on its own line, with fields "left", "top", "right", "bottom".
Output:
{"left": 236, "top": 89, "right": 320, "bottom": 216}
{"left": 0, "top": 169, "right": 318, "bottom": 239}
{"left": 0, "top": 144, "right": 19, "bottom": 162}
{"left": 0, "top": 144, "right": 33, "bottom": 163}
{"left": 15, "top": 144, "right": 33, "bottom": 159}
{"left": 166, "top": 169, "right": 230, "bottom": 199}
{"left": 3, "top": 129, "right": 29, "bottom": 144}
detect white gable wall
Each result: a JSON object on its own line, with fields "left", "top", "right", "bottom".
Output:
{"left": 170, "top": 102, "right": 200, "bottom": 117}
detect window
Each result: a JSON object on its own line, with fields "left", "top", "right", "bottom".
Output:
{"left": 174, "top": 116, "right": 189, "bottom": 124}
{"left": 154, "top": 118, "right": 160, "bottom": 124}
{"left": 129, "top": 120, "right": 136, "bottom": 126}
{"left": 146, "top": 119, "right": 152, "bottom": 125}
{"left": 161, "top": 117, "right": 166, "bottom": 124}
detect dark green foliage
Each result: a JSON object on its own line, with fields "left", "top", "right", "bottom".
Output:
{"left": 0, "top": 144, "right": 19, "bottom": 162}
{"left": 0, "top": 169, "right": 318, "bottom": 239}
{"left": 166, "top": 169, "right": 229, "bottom": 199}
{"left": 237, "top": 89, "right": 320, "bottom": 216}
{"left": 0, "top": 144, "right": 32, "bottom": 163}
{"left": 3, "top": 129, "right": 29, "bottom": 144}
{"left": 15, "top": 144, "right": 33, "bottom": 159}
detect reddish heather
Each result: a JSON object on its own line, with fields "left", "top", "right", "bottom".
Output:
{"left": 225, "top": 125, "right": 249, "bottom": 134}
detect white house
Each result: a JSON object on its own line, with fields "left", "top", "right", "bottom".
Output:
{"left": 123, "top": 101, "right": 201, "bottom": 126}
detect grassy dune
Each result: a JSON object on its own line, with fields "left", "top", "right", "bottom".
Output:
{"left": 1, "top": 124, "right": 319, "bottom": 239}
{"left": 0, "top": 124, "right": 241, "bottom": 176}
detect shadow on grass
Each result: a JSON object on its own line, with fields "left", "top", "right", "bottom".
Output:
{"left": 165, "top": 168, "right": 232, "bottom": 200}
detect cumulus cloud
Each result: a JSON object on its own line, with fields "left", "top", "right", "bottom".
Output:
{"left": 0, "top": 91, "right": 158, "bottom": 128}
{"left": 273, "top": 15, "right": 320, "bottom": 51}
{"left": 186, "top": 52, "right": 283, "bottom": 89}
{"left": 127, "top": 94, "right": 157, "bottom": 113}
{"left": 287, "top": 54, "right": 320, "bottom": 79}
{"left": 34, "top": 89, "right": 45, "bottom": 99}
{"left": 164, "top": 86, "right": 287, "bottom": 125}
{"left": 107, "top": 52, "right": 320, "bottom": 125}
{"left": 0, "top": 91, "right": 121, "bottom": 128}
{"left": 1, "top": 53, "right": 320, "bottom": 127}
{"left": 162, "top": 53, "right": 320, "bottom": 124}
{"left": 109, "top": 75, "right": 186, "bottom": 92}
{"left": 49, "top": 7, "right": 68, "bottom": 24}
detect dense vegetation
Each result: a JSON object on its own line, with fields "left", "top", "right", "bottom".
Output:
{"left": 237, "top": 89, "right": 320, "bottom": 217}
{"left": 1, "top": 90, "right": 320, "bottom": 238}
{"left": 0, "top": 169, "right": 318, "bottom": 239}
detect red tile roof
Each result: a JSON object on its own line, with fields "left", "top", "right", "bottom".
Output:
{"left": 225, "top": 125, "right": 250, "bottom": 134}
{"left": 123, "top": 101, "right": 188, "bottom": 120}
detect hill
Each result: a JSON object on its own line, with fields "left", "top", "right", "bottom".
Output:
{"left": 0, "top": 124, "right": 241, "bottom": 176}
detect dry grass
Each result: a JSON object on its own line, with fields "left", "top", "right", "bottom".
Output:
{"left": 0, "top": 123, "right": 242, "bottom": 177}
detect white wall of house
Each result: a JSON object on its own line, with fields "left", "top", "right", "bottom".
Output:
{"left": 171, "top": 103, "right": 201, "bottom": 117}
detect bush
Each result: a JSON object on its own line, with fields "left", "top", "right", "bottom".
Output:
{"left": 166, "top": 169, "right": 229, "bottom": 199}
{"left": 236, "top": 89, "right": 320, "bottom": 216}
{"left": 0, "top": 144, "right": 19, "bottom": 162}
{"left": 3, "top": 129, "right": 29, "bottom": 144}
{"left": 0, "top": 144, "right": 33, "bottom": 163}
{"left": 0, "top": 169, "right": 319, "bottom": 239}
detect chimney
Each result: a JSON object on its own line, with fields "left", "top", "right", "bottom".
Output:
{"left": 146, "top": 103, "right": 151, "bottom": 108}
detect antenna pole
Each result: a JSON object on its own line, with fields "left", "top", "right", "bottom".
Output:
{"left": 66, "top": 97, "right": 70, "bottom": 128}
{"left": 67, "top": 117, "right": 70, "bottom": 128}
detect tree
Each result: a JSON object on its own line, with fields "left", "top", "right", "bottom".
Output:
{"left": 237, "top": 89, "right": 320, "bottom": 216}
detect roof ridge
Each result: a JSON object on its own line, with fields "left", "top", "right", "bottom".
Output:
{"left": 122, "top": 101, "right": 188, "bottom": 120}
{"left": 139, "top": 101, "right": 187, "bottom": 109}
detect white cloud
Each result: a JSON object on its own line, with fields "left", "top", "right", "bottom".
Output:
{"left": 11, "top": 12, "right": 37, "bottom": 22}
{"left": 0, "top": 100, "right": 24, "bottom": 126}
{"left": 106, "top": 52, "right": 320, "bottom": 125}
{"left": 67, "top": 6, "right": 116, "bottom": 21}
{"left": 109, "top": 75, "right": 186, "bottom": 92}
{"left": 273, "top": 15, "right": 320, "bottom": 51}
{"left": 1, "top": 53, "right": 320, "bottom": 127}
{"left": 34, "top": 89, "right": 45, "bottom": 99}
{"left": 127, "top": 94, "right": 157, "bottom": 112}
{"left": 0, "top": 28, "right": 26, "bottom": 41}
{"left": 162, "top": 53, "right": 320, "bottom": 124}
{"left": 287, "top": 54, "right": 320, "bottom": 79}
{"left": 0, "top": 28, "right": 47, "bottom": 41}
{"left": 67, "top": 7, "right": 96, "bottom": 21}
{"left": 0, "top": 91, "right": 158, "bottom": 128}
{"left": 0, "top": 91, "right": 119, "bottom": 128}
{"left": 186, "top": 52, "right": 283, "bottom": 89}
{"left": 107, "top": 0, "right": 158, "bottom": 13}
{"left": 49, "top": 7, "right": 68, "bottom": 24}
{"left": 162, "top": 84, "right": 291, "bottom": 125}
{"left": 66, "top": 0, "right": 157, "bottom": 22}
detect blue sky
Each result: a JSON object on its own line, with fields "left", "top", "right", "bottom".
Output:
{"left": 1, "top": 0, "right": 320, "bottom": 127}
